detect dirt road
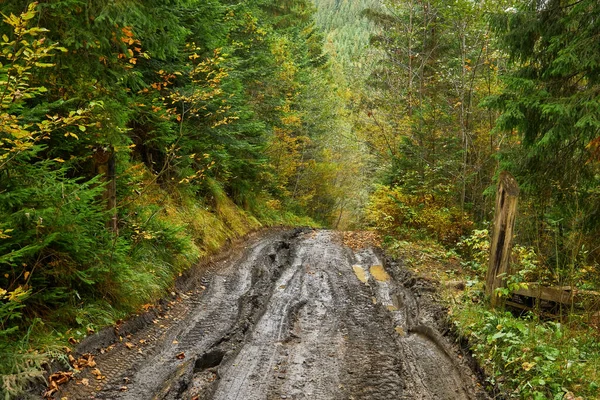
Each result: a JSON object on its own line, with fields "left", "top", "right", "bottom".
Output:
{"left": 54, "top": 230, "right": 488, "bottom": 400}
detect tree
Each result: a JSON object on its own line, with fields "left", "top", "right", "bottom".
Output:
{"left": 489, "top": 0, "right": 600, "bottom": 282}
{"left": 360, "top": 0, "right": 511, "bottom": 236}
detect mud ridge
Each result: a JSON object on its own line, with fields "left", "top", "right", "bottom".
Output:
{"left": 382, "top": 254, "right": 494, "bottom": 399}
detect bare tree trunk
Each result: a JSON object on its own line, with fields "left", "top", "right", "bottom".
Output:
{"left": 486, "top": 171, "right": 519, "bottom": 307}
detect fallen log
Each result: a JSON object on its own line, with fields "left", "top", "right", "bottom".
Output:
{"left": 507, "top": 283, "right": 600, "bottom": 317}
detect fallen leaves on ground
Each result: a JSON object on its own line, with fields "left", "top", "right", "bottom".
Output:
{"left": 91, "top": 368, "right": 106, "bottom": 380}
{"left": 44, "top": 372, "right": 73, "bottom": 398}
{"left": 71, "top": 353, "right": 96, "bottom": 370}
{"left": 99, "top": 344, "right": 116, "bottom": 354}
{"left": 341, "top": 231, "right": 382, "bottom": 250}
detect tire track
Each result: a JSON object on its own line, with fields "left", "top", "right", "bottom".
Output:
{"left": 54, "top": 229, "right": 488, "bottom": 400}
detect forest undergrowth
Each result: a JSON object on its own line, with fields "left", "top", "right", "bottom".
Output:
{"left": 371, "top": 205, "right": 600, "bottom": 399}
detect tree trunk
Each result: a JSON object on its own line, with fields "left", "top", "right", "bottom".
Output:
{"left": 486, "top": 171, "right": 519, "bottom": 307}
{"left": 93, "top": 146, "right": 118, "bottom": 232}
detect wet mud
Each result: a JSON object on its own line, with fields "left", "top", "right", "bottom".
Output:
{"left": 53, "top": 229, "right": 488, "bottom": 400}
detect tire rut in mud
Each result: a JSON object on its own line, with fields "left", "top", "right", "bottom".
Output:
{"left": 54, "top": 230, "right": 488, "bottom": 400}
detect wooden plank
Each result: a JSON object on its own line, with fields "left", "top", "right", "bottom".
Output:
{"left": 513, "top": 284, "right": 573, "bottom": 305}
{"left": 505, "top": 300, "right": 558, "bottom": 318}
{"left": 486, "top": 171, "right": 520, "bottom": 307}
{"left": 505, "top": 300, "right": 529, "bottom": 310}
{"left": 512, "top": 283, "right": 600, "bottom": 310}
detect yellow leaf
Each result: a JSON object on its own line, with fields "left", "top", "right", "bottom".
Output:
{"left": 22, "top": 10, "right": 36, "bottom": 21}
{"left": 522, "top": 361, "right": 536, "bottom": 371}
{"left": 54, "top": 158, "right": 65, "bottom": 163}
{"left": 24, "top": 271, "right": 30, "bottom": 280}
{"left": 8, "top": 286, "right": 28, "bottom": 302}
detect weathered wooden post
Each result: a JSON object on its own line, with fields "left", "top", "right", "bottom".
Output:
{"left": 486, "top": 171, "right": 519, "bottom": 307}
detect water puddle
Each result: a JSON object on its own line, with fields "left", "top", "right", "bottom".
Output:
{"left": 369, "top": 265, "right": 390, "bottom": 282}
{"left": 352, "top": 265, "right": 368, "bottom": 284}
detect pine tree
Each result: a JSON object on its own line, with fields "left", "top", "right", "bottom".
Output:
{"left": 489, "top": 0, "right": 600, "bottom": 279}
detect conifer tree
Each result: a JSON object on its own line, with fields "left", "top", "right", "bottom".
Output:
{"left": 490, "top": 0, "right": 600, "bottom": 273}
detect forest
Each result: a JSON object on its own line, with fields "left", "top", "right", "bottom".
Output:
{"left": 1, "top": 0, "right": 600, "bottom": 399}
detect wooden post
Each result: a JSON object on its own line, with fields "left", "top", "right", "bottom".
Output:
{"left": 486, "top": 171, "right": 519, "bottom": 307}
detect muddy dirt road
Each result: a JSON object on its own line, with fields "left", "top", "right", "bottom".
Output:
{"left": 55, "top": 230, "right": 488, "bottom": 400}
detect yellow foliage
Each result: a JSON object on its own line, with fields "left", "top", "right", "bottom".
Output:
{"left": 266, "top": 129, "right": 311, "bottom": 195}
{"left": 281, "top": 114, "right": 302, "bottom": 127}
{"left": 7, "top": 286, "right": 29, "bottom": 302}
{"left": 365, "top": 185, "right": 472, "bottom": 244}
{"left": 270, "top": 37, "right": 299, "bottom": 84}
{"left": 0, "top": 9, "right": 94, "bottom": 169}
{"left": 266, "top": 199, "right": 282, "bottom": 210}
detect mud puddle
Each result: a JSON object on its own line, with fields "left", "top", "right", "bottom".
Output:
{"left": 48, "top": 230, "right": 488, "bottom": 400}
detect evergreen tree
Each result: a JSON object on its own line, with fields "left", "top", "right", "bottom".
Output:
{"left": 490, "top": 0, "right": 600, "bottom": 278}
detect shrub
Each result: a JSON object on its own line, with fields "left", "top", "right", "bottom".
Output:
{"left": 365, "top": 185, "right": 473, "bottom": 244}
